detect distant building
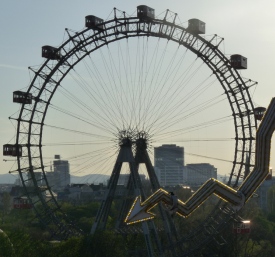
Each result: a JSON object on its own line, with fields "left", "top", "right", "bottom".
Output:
{"left": 109, "top": 173, "right": 146, "bottom": 186}
{"left": 53, "top": 156, "right": 70, "bottom": 188}
{"left": 27, "top": 172, "right": 42, "bottom": 187}
{"left": 186, "top": 163, "right": 217, "bottom": 186}
{"left": 45, "top": 155, "right": 70, "bottom": 192}
{"left": 61, "top": 183, "right": 106, "bottom": 203}
{"left": 154, "top": 144, "right": 184, "bottom": 186}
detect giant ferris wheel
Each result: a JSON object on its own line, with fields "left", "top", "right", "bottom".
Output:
{"left": 4, "top": 5, "right": 261, "bottom": 256}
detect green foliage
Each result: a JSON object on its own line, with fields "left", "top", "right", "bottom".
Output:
{"left": 2, "top": 198, "right": 275, "bottom": 256}
{"left": 0, "top": 230, "right": 128, "bottom": 257}
{"left": 267, "top": 184, "right": 275, "bottom": 213}
{"left": 250, "top": 214, "right": 275, "bottom": 243}
{"left": 0, "top": 230, "right": 15, "bottom": 257}
{"left": 1, "top": 192, "right": 11, "bottom": 214}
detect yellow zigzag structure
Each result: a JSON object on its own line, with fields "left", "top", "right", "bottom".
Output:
{"left": 125, "top": 97, "right": 275, "bottom": 224}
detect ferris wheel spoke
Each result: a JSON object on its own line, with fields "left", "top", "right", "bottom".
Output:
{"left": 68, "top": 69, "right": 122, "bottom": 129}
{"left": 70, "top": 148, "right": 118, "bottom": 176}
{"left": 44, "top": 124, "right": 113, "bottom": 139}
{"left": 49, "top": 104, "right": 115, "bottom": 135}
{"left": 91, "top": 48, "right": 128, "bottom": 127}
{"left": 142, "top": 48, "right": 189, "bottom": 125}
{"left": 149, "top": 92, "right": 227, "bottom": 136}
{"left": 84, "top": 56, "right": 123, "bottom": 118}
{"left": 153, "top": 137, "right": 232, "bottom": 143}
{"left": 144, "top": 60, "right": 205, "bottom": 132}
{"left": 56, "top": 84, "right": 118, "bottom": 132}
{"left": 139, "top": 38, "right": 163, "bottom": 116}
{"left": 138, "top": 42, "right": 182, "bottom": 130}
{"left": 105, "top": 45, "right": 131, "bottom": 128}
{"left": 42, "top": 145, "right": 117, "bottom": 169}
{"left": 156, "top": 96, "right": 227, "bottom": 135}
{"left": 45, "top": 140, "right": 113, "bottom": 146}
{"left": 154, "top": 115, "right": 232, "bottom": 141}
{"left": 140, "top": 42, "right": 170, "bottom": 125}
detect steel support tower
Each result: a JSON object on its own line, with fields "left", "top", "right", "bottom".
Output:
{"left": 91, "top": 131, "right": 179, "bottom": 256}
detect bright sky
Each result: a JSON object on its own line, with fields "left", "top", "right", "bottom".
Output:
{"left": 1, "top": 0, "right": 275, "bottom": 179}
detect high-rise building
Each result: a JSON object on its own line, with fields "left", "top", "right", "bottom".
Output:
{"left": 53, "top": 156, "right": 70, "bottom": 189}
{"left": 45, "top": 155, "right": 70, "bottom": 192}
{"left": 154, "top": 144, "right": 184, "bottom": 186}
{"left": 185, "top": 163, "right": 217, "bottom": 186}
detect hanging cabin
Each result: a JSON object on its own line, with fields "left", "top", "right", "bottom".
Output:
{"left": 230, "top": 54, "right": 247, "bottom": 69}
{"left": 85, "top": 15, "right": 104, "bottom": 30}
{"left": 233, "top": 220, "right": 250, "bottom": 234}
{"left": 254, "top": 107, "right": 266, "bottom": 121}
{"left": 42, "top": 46, "right": 61, "bottom": 60}
{"left": 137, "top": 5, "right": 155, "bottom": 21}
{"left": 3, "top": 144, "right": 22, "bottom": 157}
{"left": 187, "top": 19, "right": 206, "bottom": 34}
{"left": 13, "top": 197, "right": 32, "bottom": 209}
{"left": 13, "top": 91, "right": 32, "bottom": 104}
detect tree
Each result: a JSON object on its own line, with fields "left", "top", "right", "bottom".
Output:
{"left": 267, "top": 184, "right": 275, "bottom": 213}
{"left": 0, "top": 229, "right": 15, "bottom": 257}
{"left": 0, "top": 192, "right": 11, "bottom": 225}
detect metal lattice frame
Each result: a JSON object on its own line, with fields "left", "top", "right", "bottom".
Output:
{"left": 12, "top": 8, "right": 257, "bottom": 253}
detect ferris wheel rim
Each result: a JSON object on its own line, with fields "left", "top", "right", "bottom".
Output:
{"left": 13, "top": 8, "right": 257, "bottom": 247}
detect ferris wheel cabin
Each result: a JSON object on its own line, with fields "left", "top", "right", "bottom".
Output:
{"left": 137, "top": 5, "right": 155, "bottom": 20}
{"left": 254, "top": 107, "right": 266, "bottom": 121}
{"left": 42, "top": 46, "right": 61, "bottom": 60}
{"left": 230, "top": 54, "right": 247, "bottom": 69}
{"left": 13, "top": 197, "right": 32, "bottom": 209}
{"left": 3, "top": 144, "right": 22, "bottom": 157}
{"left": 13, "top": 91, "right": 32, "bottom": 104}
{"left": 187, "top": 19, "right": 206, "bottom": 34}
{"left": 233, "top": 220, "right": 251, "bottom": 234}
{"left": 85, "top": 15, "right": 104, "bottom": 30}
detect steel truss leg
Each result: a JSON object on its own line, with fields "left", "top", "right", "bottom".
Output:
{"left": 136, "top": 147, "right": 181, "bottom": 257}
{"left": 130, "top": 161, "right": 164, "bottom": 257}
{"left": 90, "top": 144, "right": 159, "bottom": 257}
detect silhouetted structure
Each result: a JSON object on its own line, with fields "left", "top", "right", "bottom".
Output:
{"left": 154, "top": 144, "right": 184, "bottom": 186}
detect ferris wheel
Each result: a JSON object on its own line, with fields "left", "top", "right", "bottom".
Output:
{"left": 4, "top": 5, "right": 261, "bottom": 256}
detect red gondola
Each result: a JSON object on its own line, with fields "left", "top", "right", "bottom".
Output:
{"left": 233, "top": 220, "right": 250, "bottom": 234}
{"left": 13, "top": 197, "right": 32, "bottom": 209}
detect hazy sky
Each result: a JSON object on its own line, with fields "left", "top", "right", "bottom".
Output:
{"left": 1, "top": 0, "right": 275, "bottom": 179}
